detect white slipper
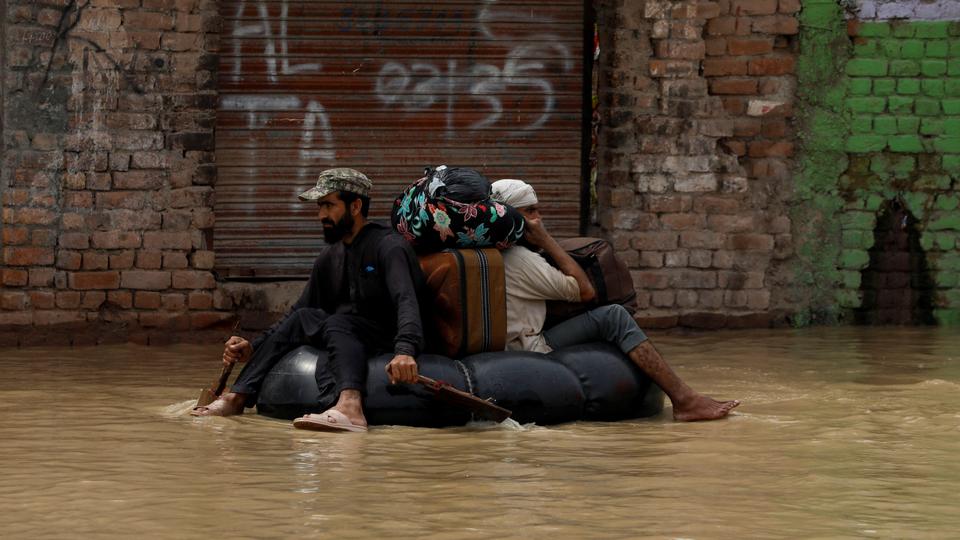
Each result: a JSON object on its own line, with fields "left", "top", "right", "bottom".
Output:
{"left": 293, "top": 409, "right": 368, "bottom": 433}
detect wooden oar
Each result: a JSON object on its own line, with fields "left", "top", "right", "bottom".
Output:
{"left": 417, "top": 375, "right": 512, "bottom": 422}
{"left": 195, "top": 363, "right": 235, "bottom": 408}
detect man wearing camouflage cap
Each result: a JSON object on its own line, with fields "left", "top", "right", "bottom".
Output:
{"left": 193, "top": 168, "right": 426, "bottom": 432}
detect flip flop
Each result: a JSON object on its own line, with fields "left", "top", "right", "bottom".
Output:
{"left": 293, "top": 409, "right": 368, "bottom": 433}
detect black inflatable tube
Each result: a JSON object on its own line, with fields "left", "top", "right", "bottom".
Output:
{"left": 257, "top": 344, "right": 665, "bottom": 427}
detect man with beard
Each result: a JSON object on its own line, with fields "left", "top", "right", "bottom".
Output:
{"left": 192, "top": 168, "right": 424, "bottom": 433}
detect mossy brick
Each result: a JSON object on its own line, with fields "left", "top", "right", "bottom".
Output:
{"left": 846, "top": 58, "right": 888, "bottom": 77}
{"left": 841, "top": 230, "right": 868, "bottom": 249}
{"left": 870, "top": 155, "right": 915, "bottom": 177}
{"left": 888, "top": 96, "right": 914, "bottom": 113}
{"left": 917, "top": 173, "right": 951, "bottom": 189}
{"left": 846, "top": 135, "right": 887, "bottom": 153}
{"left": 903, "top": 192, "right": 929, "bottom": 219}
{"left": 915, "top": 21, "right": 950, "bottom": 39}
{"left": 837, "top": 289, "right": 863, "bottom": 309}
{"left": 944, "top": 119, "right": 960, "bottom": 136}
{"left": 890, "top": 22, "right": 915, "bottom": 38}
{"left": 840, "top": 211, "right": 876, "bottom": 230}
{"left": 865, "top": 193, "right": 886, "bottom": 211}
{"left": 922, "top": 80, "right": 945, "bottom": 98}
{"left": 847, "top": 97, "right": 886, "bottom": 114}
{"left": 938, "top": 255, "right": 960, "bottom": 271}
{"left": 888, "top": 135, "right": 924, "bottom": 153}
{"left": 943, "top": 155, "right": 960, "bottom": 172}
{"left": 857, "top": 22, "right": 891, "bottom": 38}
{"left": 947, "top": 79, "right": 960, "bottom": 97}
{"left": 952, "top": 22, "right": 960, "bottom": 37}
{"left": 841, "top": 270, "right": 862, "bottom": 289}
{"left": 921, "top": 60, "right": 948, "bottom": 78}
{"left": 879, "top": 39, "right": 901, "bottom": 58}
{"left": 840, "top": 249, "right": 870, "bottom": 269}
{"left": 935, "top": 194, "right": 959, "bottom": 211}
{"left": 890, "top": 60, "right": 920, "bottom": 77}
{"left": 943, "top": 290, "right": 960, "bottom": 306}
{"left": 897, "top": 79, "right": 920, "bottom": 95}
{"left": 934, "top": 270, "right": 959, "bottom": 288}
{"left": 934, "top": 232, "right": 957, "bottom": 251}
{"left": 873, "top": 78, "right": 896, "bottom": 96}
{"left": 920, "top": 233, "right": 935, "bottom": 251}
{"left": 873, "top": 116, "right": 898, "bottom": 134}
{"left": 928, "top": 214, "right": 960, "bottom": 231}
{"left": 853, "top": 40, "right": 880, "bottom": 58}
{"left": 934, "top": 309, "right": 960, "bottom": 325}
{"left": 950, "top": 60, "right": 960, "bottom": 77}
{"left": 897, "top": 116, "right": 920, "bottom": 133}
{"left": 920, "top": 118, "right": 944, "bottom": 135}
{"left": 926, "top": 41, "right": 949, "bottom": 58}
{"left": 899, "top": 40, "right": 924, "bottom": 59}
{"left": 849, "top": 78, "right": 872, "bottom": 96}
{"left": 918, "top": 154, "right": 943, "bottom": 171}
{"left": 851, "top": 116, "right": 873, "bottom": 134}
{"left": 933, "top": 136, "right": 960, "bottom": 153}
{"left": 944, "top": 99, "right": 960, "bottom": 114}
{"left": 915, "top": 99, "right": 941, "bottom": 116}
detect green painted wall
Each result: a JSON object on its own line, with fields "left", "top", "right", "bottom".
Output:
{"left": 795, "top": 2, "right": 960, "bottom": 325}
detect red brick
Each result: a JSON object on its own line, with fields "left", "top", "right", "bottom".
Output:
{"left": 30, "top": 291, "right": 56, "bottom": 310}
{"left": 121, "top": 270, "right": 171, "bottom": 290}
{"left": 728, "top": 234, "right": 775, "bottom": 251}
{"left": 778, "top": 0, "right": 800, "bottom": 14}
{"left": 759, "top": 79, "right": 781, "bottom": 95}
{"left": 752, "top": 15, "right": 799, "bottom": 35}
{"left": 680, "top": 231, "right": 727, "bottom": 249}
{"left": 748, "top": 141, "right": 794, "bottom": 157}
{"left": 762, "top": 119, "right": 788, "bottom": 137}
{"left": 123, "top": 11, "right": 174, "bottom": 30}
{"left": 135, "top": 291, "right": 162, "bottom": 309}
{"left": 721, "top": 139, "right": 747, "bottom": 156}
{"left": 697, "top": 1, "right": 723, "bottom": 19}
{"left": 709, "top": 215, "right": 756, "bottom": 232}
{"left": 633, "top": 270, "right": 671, "bottom": 289}
{"left": 0, "top": 312, "right": 33, "bottom": 326}
{"left": 728, "top": 38, "right": 774, "bottom": 56}
{"left": 81, "top": 291, "right": 106, "bottom": 310}
{"left": 82, "top": 252, "right": 109, "bottom": 270}
{"left": 4, "top": 246, "right": 55, "bottom": 266}
{"left": 143, "top": 231, "right": 192, "bottom": 250}
{"left": 137, "top": 250, "right": 163, "bottom": 269}
{"left": 2, "top": 269, "right": 29, "bottom": 287}
{"left": 1, "top": 291, "right": 28, "bottom": 310}
{"left": 163, "top": 252, "right": 189, "bottom": 269}
{"left": 110, "top": 250, "right": 136, "bottom": 269}
{"left": 722, "top": 97, "right": 746, "bottom": 115}
{"left": 749, "top": 56, "right": 795, "bottom": 75}
{"left": 649, "top": 59, "right": 699, "bottom": 78}
{"left": 703, "top": 57, "right": 749, "bottom": 76}
{"left": 732, "top": 0, "right": 777, "bottom": 15}
{"left": 113, "top": 171, "right": 162, "bottom": 190}
{"left": 69, "top": 271, "right": 121, "bottom": 290}
{"left": 733, "top": 118, "right": 762, "bottom": 137}
{"left": 710, "top": 78, "right": 758, "bottom": 95}
{"left": 646, "top": 195, "right": 687, "bottom": 213}
{"left": 97, "top": 191, "right": 148, "bottom": 209}
{"left": 64, "top": 191, "right": 94, "bottom": 208}
{"left": 171, "top": 270, "right": 215, "bottom": 289}
{"left": 56, "top": 291, "right": 82, "bottom": 309}
{"left": 60, "top": 232, "right": 90, "bottom": 249}
{"left": 3, "top": 227, "right": 29, "bottom": 245}
{"left": 107, "top": 290, "right": 133, "bottom": 309}
{"left": 191, "top": 311, "right": 234, "bottom": 330}
{"left": 30, "top": 268, "right": 56, "bottom": 287}
{"left": 57, "top": 249, "right": 82, "bottom": 270}
{"left": 706, "top": 37, "right": 727, "bottom": 56}
{"left": 660, "top": 213, "right": 704, "bottom": 230}
{"left": 161, "top": 293, "right": 187, "bottom": 311}
{"left": 656, "top": 40, "right": 706, "bottom": 60}
{"left": 187, "top": 291, "right": 213, "bottom": 310}
{"left": 9, "top": 207, "right": 57, "bottom": 225}
{"left": 630, "top": 232, "right": 679, "bottom": 251}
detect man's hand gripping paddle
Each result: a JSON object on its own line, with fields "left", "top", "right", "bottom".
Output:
{"left": 195, "top": 363, "right": 234, "bottom": 408}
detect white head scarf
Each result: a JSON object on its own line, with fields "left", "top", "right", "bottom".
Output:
{"left": 491, "top": 179, "right": 538, "bottom": 209}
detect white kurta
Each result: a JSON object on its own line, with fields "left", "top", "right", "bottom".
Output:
{"left": 501, "top": 246, "right": 581, "bottom": 353}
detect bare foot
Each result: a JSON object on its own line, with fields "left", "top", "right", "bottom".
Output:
{"left": 191, "top": 392, "right": 245, "bottom": 417}
{"left": 672, "top": 395, "right": 740, "bottom": 422}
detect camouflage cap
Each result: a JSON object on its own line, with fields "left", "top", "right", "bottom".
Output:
{"left": 298, "top": 168, "right": 372, "bottom": 201}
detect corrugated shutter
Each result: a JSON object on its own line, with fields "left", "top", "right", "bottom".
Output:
{"left": 216, "top": 0, "right": 585, "bottom": 278}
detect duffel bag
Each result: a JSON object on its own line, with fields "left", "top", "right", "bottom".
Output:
{"left": 545, "top": 237, "right": 639, "bottom": 326}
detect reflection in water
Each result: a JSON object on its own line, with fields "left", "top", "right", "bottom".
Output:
{"left": 1, "top": 328, "right": 958, "bottom": 538}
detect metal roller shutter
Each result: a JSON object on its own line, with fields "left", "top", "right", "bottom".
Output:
{"left": 216, "top": 0, "right": 586, "bottom": 277}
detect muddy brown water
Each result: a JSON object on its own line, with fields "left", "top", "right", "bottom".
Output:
{"left": 1, "top": 327, "right": 958, "bottom": 539}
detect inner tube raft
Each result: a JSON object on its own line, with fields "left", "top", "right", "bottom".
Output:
{"left": 257, "top": 343, "right": 665, "bottom": 427}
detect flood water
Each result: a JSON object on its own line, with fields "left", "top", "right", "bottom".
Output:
{"left": 1, "top": 327, "right": 958, "bottom": 539}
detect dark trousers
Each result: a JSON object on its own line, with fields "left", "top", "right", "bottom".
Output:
{"left": 231, "top": 308, "right": 392, "bottom": 406}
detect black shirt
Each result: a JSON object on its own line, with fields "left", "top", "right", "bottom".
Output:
{"left": 252, "top": 222, "right": 425, "bottom": 357}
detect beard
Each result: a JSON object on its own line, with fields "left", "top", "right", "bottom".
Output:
{"left": 322, "top": 211, "right": 354, "bottom": 244}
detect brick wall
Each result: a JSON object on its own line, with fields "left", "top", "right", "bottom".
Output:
{"left": 1, "top": 0, "right": 229, "bottom": 345}
{"left": 593, "top": 0, "right": 799, "bottom": 329}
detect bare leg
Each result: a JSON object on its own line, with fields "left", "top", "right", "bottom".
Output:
{"left": 191, "top": 392, "right": 247, "bottom": 417}
{"left": 329, "top": 389, "right": 367, "bottom": 428}
{"left": 628, "top": 341, "right": 739, "bottom": 422}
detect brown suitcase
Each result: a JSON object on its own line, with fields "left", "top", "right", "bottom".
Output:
{"left": 418, "top": 248, "right": 506, "bottom": 358}
{"left": 545, "top": 237, "right": 639, "bottom": 326}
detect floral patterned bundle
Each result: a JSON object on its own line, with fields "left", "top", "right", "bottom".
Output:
{"left": 391, "top": 168, "right": 525, "bottom": 254}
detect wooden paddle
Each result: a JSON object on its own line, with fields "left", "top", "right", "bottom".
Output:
{"left": 417, "top": 375, "right": 512, "bottom": 422}
{"left": 195, "top": 363, "right": 235, "bottom": 408}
